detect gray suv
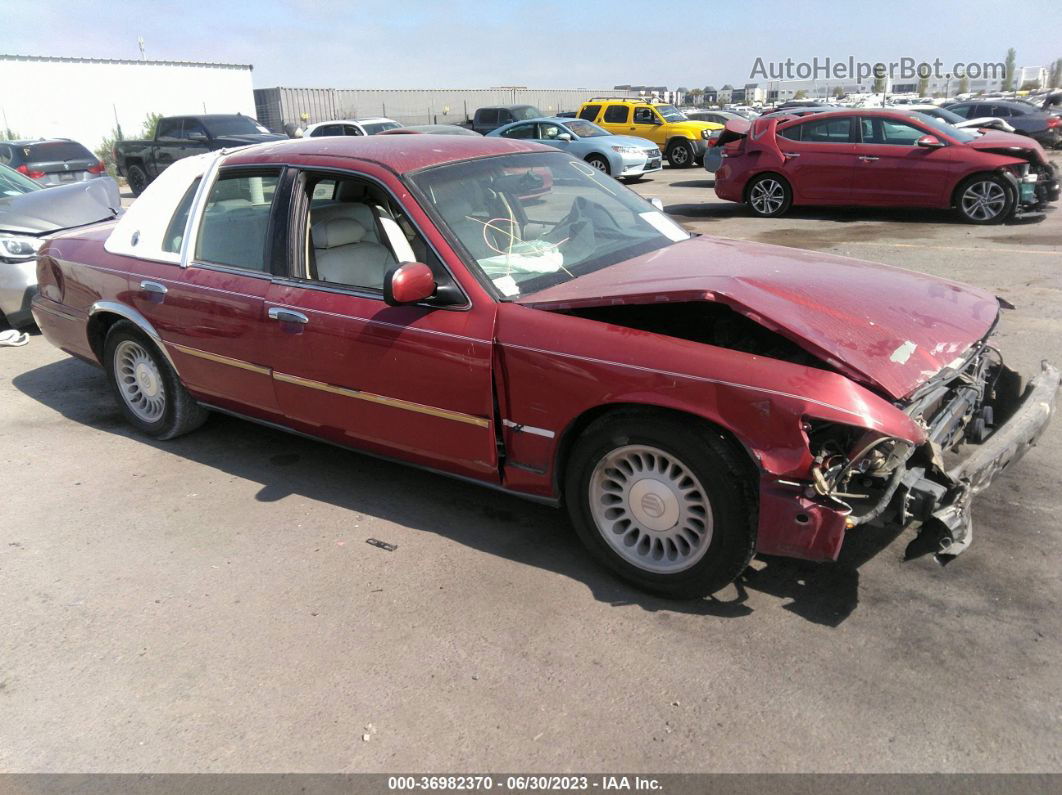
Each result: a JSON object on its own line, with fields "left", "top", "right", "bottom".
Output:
{"left": 0, "top": 139, "right": 107, "bottom": 187}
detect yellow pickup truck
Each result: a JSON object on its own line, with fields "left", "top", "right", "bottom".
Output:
{"left": 577, "top": 98, "right": 723, "bottom": 168}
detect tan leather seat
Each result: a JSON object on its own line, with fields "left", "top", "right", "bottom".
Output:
{"left": 311, "top": 218, "right": 396, "bottom": 290}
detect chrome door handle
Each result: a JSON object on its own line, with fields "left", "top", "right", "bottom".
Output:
{"left": 268, "top": 307, "right": 309, "bottom": 325}
{"left": 783, "top": 152, "right": 800, "bottom": 158}
{"left": 859, "top": 155, "right": 880, "bottom": 161}
{"left": 139, "top": 280, "right": 167, "bottom": 303}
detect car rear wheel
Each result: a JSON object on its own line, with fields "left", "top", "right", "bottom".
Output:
{"left": 666, "top": 139, "right": 696, "bottom": 168}
{"left": 126, "top": 165, "right": 149, "bottom": 197}
{"left": 746, "top": 173, "right": 792, "bottom": 217}
{"left": 585, "top": 154, "right": 611, "bottom": 175}
{"left": 565, "top": 413, "right": 756, "bottom": 598}
{"left": 956, "top": 174, "right": 1014, "bottom": 224}
{"left": 104, "top": 322, "right": 207, "bottom": 439}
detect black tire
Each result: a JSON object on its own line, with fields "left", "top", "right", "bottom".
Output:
{"left": 103, "top": 322, "right": 207, "bottom": 440}
{"left": 585, "top": 154, "right": 611, "bottom": 175}
{"left": 745, "top": 173, "right": 792, "bottom": 217}
{"left": 954, "top": 173, "right": 1015, "bottom": 224}
{"left": 666, "top": 139, "right": 696, "bottom": 168}
{"left": 564, "top": 412, "right": 756, "bottom": 599}
{"left": 126, "top": 164, "right": 149, "bottom": 197}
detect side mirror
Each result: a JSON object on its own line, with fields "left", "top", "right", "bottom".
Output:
{"left": 384, "top": 262, "right": 436, "bottom": 306}
{"left": 916, "top": 135, "right": 945, "bottom": 148}
{"left": 557, "top": 133, "right": 572, "bottom": 142}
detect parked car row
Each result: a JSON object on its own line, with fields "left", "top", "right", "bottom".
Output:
{"left": 707, "top": 108, "right": 1059, "bottom": 224}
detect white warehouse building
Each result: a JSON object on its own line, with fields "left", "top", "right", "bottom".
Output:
{"left": 0, "top": 54, "right": 257, "bottom": 153}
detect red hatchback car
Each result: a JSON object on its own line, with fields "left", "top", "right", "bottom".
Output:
{"left": 713, "top": 109, "right": 1059, "bottom": 223}
{"left": 31, "top": 135, "right": 1059, "bottom": 597}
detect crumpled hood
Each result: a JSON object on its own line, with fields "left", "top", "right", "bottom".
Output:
{"left": 965, "top": 130, "right": 1049, "bottom": 165}
{"left": 516, "top": 235, "right": 1000, "bottom": 399}
{"left": 0, "top": 177, "right": 121, "bottom": 235}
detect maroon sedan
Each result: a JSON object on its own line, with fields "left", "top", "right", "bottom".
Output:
{"left": 713, "top": 109, "right": 1059, "bottom": 223}
{"left": 31, "top": 135, "right": 1059, "bottom": 597}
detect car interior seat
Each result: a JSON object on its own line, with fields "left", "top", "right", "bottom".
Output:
{"left": 311, "top": 218, "right": 396, "bottom": 289}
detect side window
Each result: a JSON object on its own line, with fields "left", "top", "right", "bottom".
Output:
{"left": 0, "top": 144, "right": 10, "bottom": 164}
{"left": 156, "top": 118, "right": 181, "bottom": 139}
{"left": 632, "top": 107, "right": 657, "bottom": 124}
{"left": 311, "top": 124, "right": 343, "bottom": 137}
{"left": 195, "top": 170, "right": 281, "bottom": 271}
{"left": 878, "top": 119, "right": 925, "bottom": 145}
{"left": 539, "top": 123, "right": 564, "bottom": 140}
{"left": 988, "top": 105, "right": 1013, "bottom": 117}
{"left": 302, "top": 172, "right": 450, "bottom": 296}
{"left": 799, "top": 117, "right": 853, "bottom": 142}
{"left": 603, "top": 105, "right": 630, "bottom": 124}
{"left": 312, "top": 179, "right": 337, "bottom": 201}
{"left": 501, "top": 123, "right": 537, "bottom": 139}
{"left": 578, "top": 104, "right": 601, "bottom": 121}
{"left": 343, "top": 125, "right": 363, "bottom": 136}
{"left": 162, "top": 178, "right": 201, "bottom": 254}
{"left": 478, "top": 109, "right": 498, "bottom": 125}
{"left": 778, "top": 123, "right": 802, "bottom": 141}
{"left": 949, "top": 104, "right": 972, "bottom": 118}
{"left": 182, "top": 120, "right": 208, "bottom": 141}
{"left": 499, "top": 110, "right": 514, "bottom": 124}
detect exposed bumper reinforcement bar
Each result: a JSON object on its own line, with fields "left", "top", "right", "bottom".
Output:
{"left": 920, "top": 361, "right": 1060, "bottom": 560}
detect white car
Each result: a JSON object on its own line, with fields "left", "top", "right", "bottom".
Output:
{"left": 904, "top": 104, "right": 1016, "bottom": 133}
{"left": 303, "top": 117, "right": 403, "bottom": 137}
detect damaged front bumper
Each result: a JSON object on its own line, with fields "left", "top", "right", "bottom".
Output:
{"left": 907, "top": 361, "right": 1059, "bottom": 559}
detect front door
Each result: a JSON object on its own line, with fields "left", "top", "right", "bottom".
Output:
{"left": 851, "top": 116, "right": 961, "bottom": 206}
{"left": 261, "top": 167, "right": 500, "bottom": 481}
{"left": 629, "top": 105, "right": 666, "bottom": 147}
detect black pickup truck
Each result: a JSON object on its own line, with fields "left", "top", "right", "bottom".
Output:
{"left": 113, "top": 114, "right": 284, "bottom": 196}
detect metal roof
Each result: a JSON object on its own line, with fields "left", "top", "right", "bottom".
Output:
{"left": 0, "top": 53, "right": 252, "bottom": 70}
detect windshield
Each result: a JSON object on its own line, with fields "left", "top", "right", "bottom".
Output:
{"left": 410, "top": 152, "right": 689, "bottom": 299}
{"left": 909, "top": 112, "right": 979, "bottom": 142}
{"left": 0, "top": 163, "right": 44, "bottom": 195}
{"left": 202, "top": 116, "right": 272, "bottom": 137}
{"left": 511, "top": 106, "right": 542, "bottom": 121}
{"left": 562, "top": 119, "right": 609, "bottom": 138}
{"left": 655, "top": 105, "right": 687, "bottom": 122}
{"left": 362, "top": 121, "right": 403, "bottom": 134}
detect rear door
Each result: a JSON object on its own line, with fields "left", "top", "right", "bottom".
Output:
{"left": 851, "top": 116, "right": 961, "bottom": 206}
{"left": 151, "top": 117, "right": 186, "bottom": 178}
{"left": 774, "top": 115, "right": 858, "bottom": 202}
{"left": 260, "top": 165, "right": 500, "bottom": 481}
{"left": 132, "top": 165, "right": 288, "bottom": 417}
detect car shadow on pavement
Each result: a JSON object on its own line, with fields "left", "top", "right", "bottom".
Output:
{"left": 14, "top": 355, "right": 890, "bottom": 627}
{"left": 666, "top": 202, "right": 1047, "bottom": 226}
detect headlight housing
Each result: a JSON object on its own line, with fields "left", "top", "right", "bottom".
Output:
{"left": 0, "top": 234, "right": 44, "bottom": 262}
{"left": 611, "top": 145, "right": 643, "bottom": 154}
{"left": 701, "top": 129, "right": 717, "bottom": 140}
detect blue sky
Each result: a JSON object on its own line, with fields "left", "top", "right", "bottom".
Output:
{"left": 1, "top": 0, "right": 1058, "bottom": 88}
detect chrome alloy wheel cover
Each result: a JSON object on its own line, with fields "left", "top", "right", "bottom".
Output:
{"left": 749, "top": 178, "right": 784, "bottom": 214}
{"left": 115, "top": 339, "right": 166, "bottom": 423}
{"left": 961, "top": 180, "right": 1007, "bottom": 221}
{"left": 590, "top": 158, "right": 608, "bottom": 171}
{"left": 589, "top": 445, "right": 714, "bottom": 574}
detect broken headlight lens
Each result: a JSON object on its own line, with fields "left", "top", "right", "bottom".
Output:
{"left": 805, "top": 419, "right": 914, "bottom": 496}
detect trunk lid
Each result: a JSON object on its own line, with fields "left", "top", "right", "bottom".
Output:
{"left": 515, "top": 236, "right": 1000, "bottom": 400}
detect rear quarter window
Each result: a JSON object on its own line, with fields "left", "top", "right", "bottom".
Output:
{"left": 477, "top": 109, "right": 499, "bottom": 125}
{"left": 603, "top": 105, "right": 630, "bottom": 124}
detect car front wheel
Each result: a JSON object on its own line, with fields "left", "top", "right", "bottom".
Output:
{"left": 956, "top": 174, "right": 1014, "bottom": 224}
{"left": 104, "top": 322, "right": 207, "bottom": 439}
{"left": 666, "top": 139, "right": 695, "bottom": 168}
{"left": 746, "top": 173, "right": 792, "bottom": 217}
{"left": 565, "top": 413, "right": 756, "bottom": 598}
{"left": 585, "top": 154, "right": 611, "bottom": 175}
